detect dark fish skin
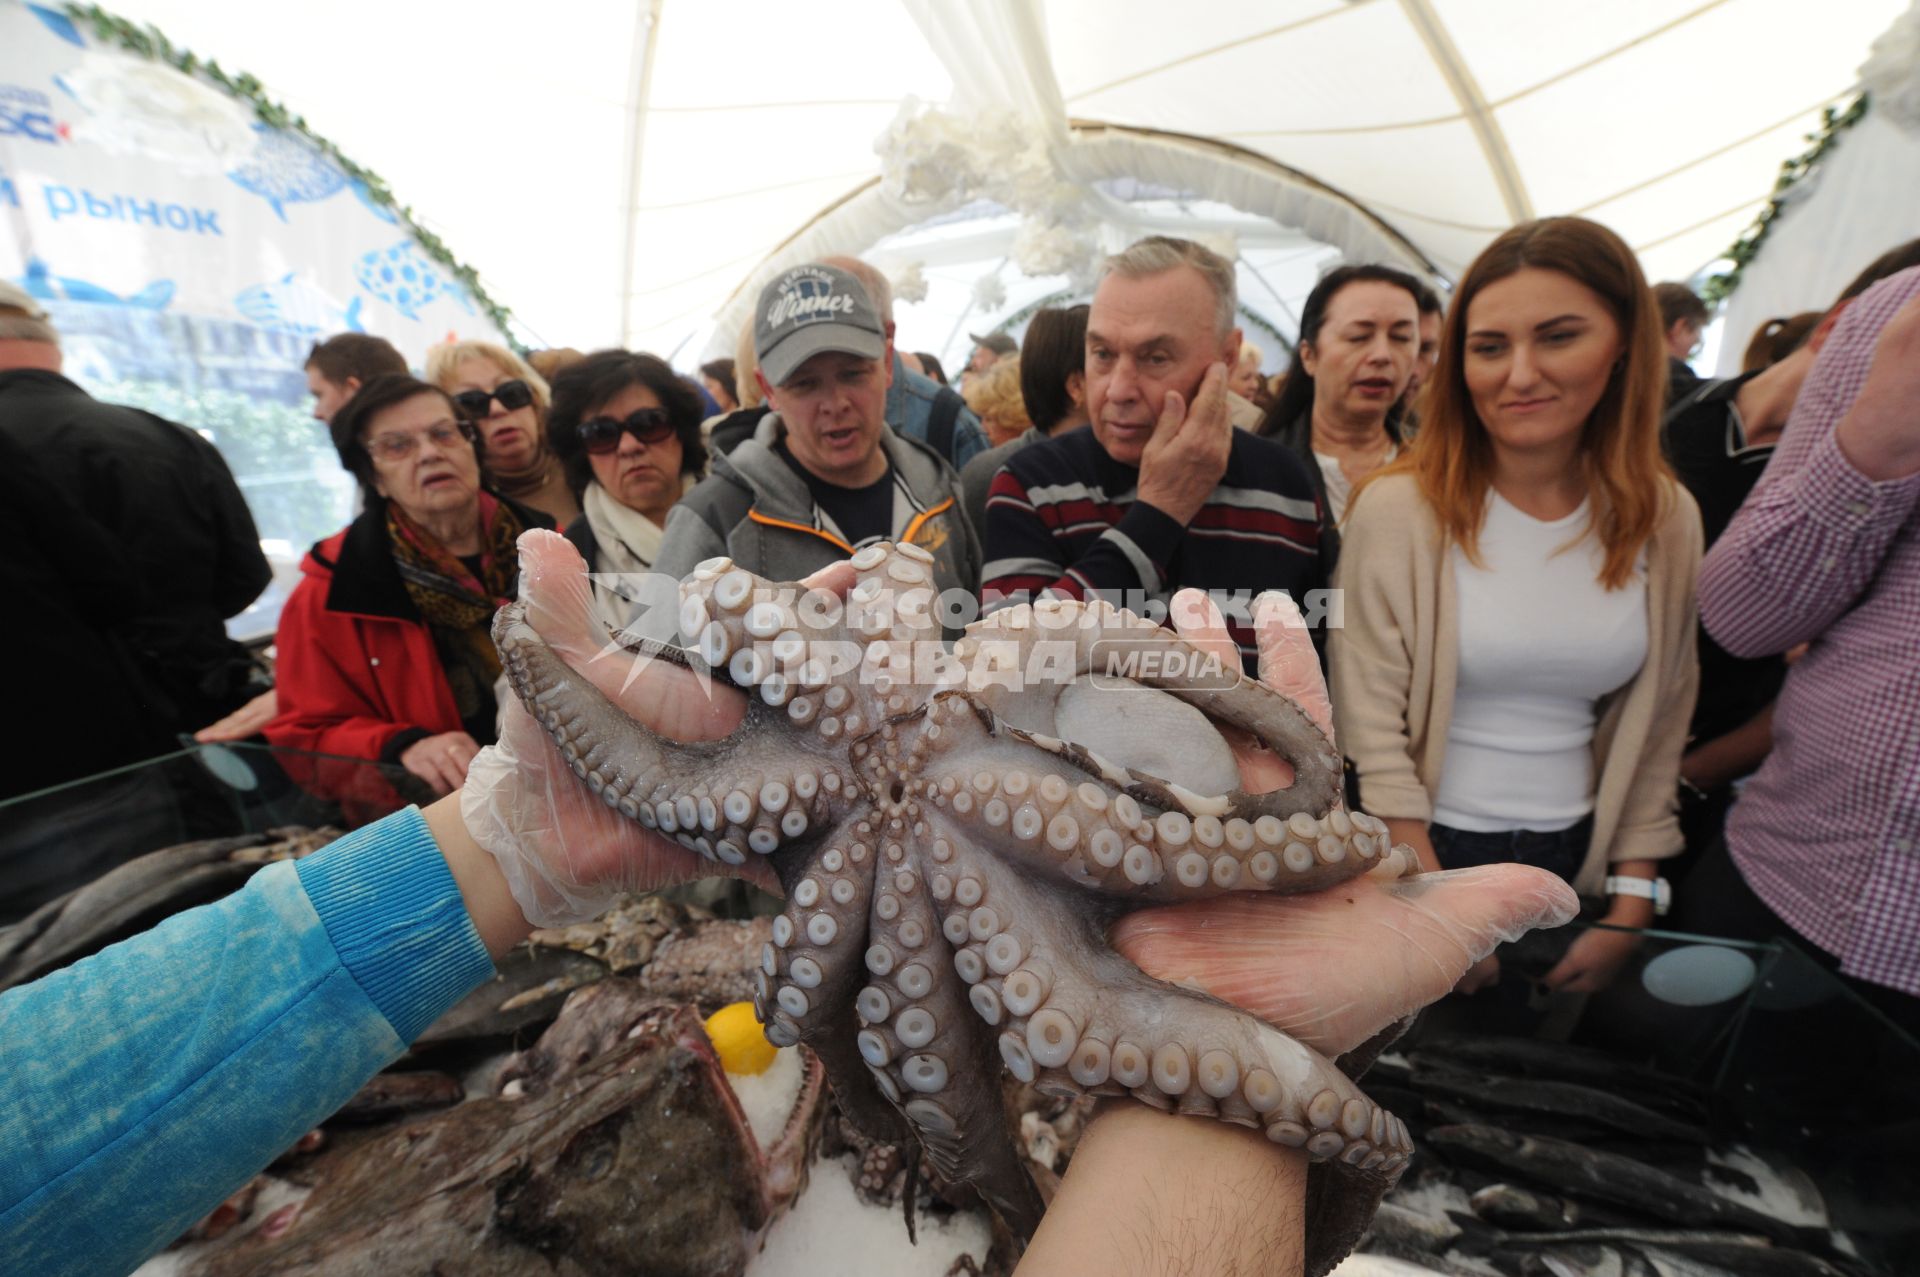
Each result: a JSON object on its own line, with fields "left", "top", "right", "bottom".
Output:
{"left": 1495, "top": 1231, "right": 1851, "bottom": 1277}
{"left": 330, "top": 1071, "right": 466, "bottom": 1125}
{"left": 1413, "top": 1066, "right": 1709, "bottom": 1143}
{"left": 1425, "top": 1125, "right": 1803, "bottom": 1247}
{"left": 1416, "top": 1036, "right": 1707, "bottom": 1106}
{"left": 0, "top": 835, "right": 268, "bottom": 992}
{"left": 1471, "top": 1182, "right": 1585, "bottom": 1231}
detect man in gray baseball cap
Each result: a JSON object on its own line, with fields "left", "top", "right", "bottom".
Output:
{"left": 635, "top": 262, "right": 979, "bottom": 640}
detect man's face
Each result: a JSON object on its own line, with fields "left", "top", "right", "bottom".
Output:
{"left": 1404, "top": 310, "right": 1443, "bottom": 405}
{"left": 307, "top": 367, "right": 357, "bottom": 424}
{"left": 1666, "top": 317, "right": 1703, "bottom": 362}
{"left": 1085, "top": 267, "right": 1238, "bottom": 467}
{"left": 968, "top": 344, "right": 1001, "bottom": 375}
{"left": 764, "top": 349, "right": 892, "bottom": 486}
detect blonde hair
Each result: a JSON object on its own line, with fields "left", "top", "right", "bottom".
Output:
{"left": 425, "top": 340, "right": 551, "bottom": 415}
{"left": 1357, "top": 217, "right": 1671, "bottom": 590}
{"left": 734, "top": 312, "right": 765, "bottom": 409}
{"left": 1237, "top": 341, "right": 1263, "bottom": 370}
{"left": 963, "top": 355, "right": 1032, "bottom": 447}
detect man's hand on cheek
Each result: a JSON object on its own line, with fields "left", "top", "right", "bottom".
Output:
{"left": 1136, "top": 362, "right": 1233, "bottom": 524}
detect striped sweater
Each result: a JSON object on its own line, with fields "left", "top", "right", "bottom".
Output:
{"left": 981, "top": 426, "right": 1325, "bottom": 669}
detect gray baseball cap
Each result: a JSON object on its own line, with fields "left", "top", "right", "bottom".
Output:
{"left": 754, "top": 263, "right": 886, "bottom": 387}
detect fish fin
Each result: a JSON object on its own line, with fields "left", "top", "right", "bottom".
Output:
{"left": 1444, "top": 1210, "right": 1501, "bottom": 1256}
{"left": 129, "top": 281, "right": 175, "bottom": 310}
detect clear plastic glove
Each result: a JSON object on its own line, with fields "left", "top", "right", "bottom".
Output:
{"left": 1115, "top": 590, "right": 1580, "bottom": 1056}
{"left": 462, "top": 531, "right": 851, "bottom": 927}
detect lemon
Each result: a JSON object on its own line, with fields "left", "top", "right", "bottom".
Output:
{"left": 705, "top": 1001, "right": 778, "bottom": 1075}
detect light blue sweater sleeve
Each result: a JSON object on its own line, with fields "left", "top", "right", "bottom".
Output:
{"left": 0, "top": 806, "right": 495, "bottom": 1276}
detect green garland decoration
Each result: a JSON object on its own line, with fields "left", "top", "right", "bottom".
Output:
{"left": 63, "top": 2, "right": 524, "bottom": 349}
{"left": 1700, "top": 92, "right": 1870, "bottom": 307}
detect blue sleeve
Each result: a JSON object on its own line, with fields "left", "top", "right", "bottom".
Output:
{"left": 0, "top": 806, "right": 495, "bottom": 1276}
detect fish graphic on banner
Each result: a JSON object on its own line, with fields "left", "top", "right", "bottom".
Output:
{"left": 20, "top": 257, "right": 173, "bottom": 310}
{"left": 355, "top": 240, "right": 475, "bottom": 321}
{"left": 227, "top": 123, "right": 349, "bottom": 221}
{"left": 233, "top": 273, "right": 365, "bottom": 335}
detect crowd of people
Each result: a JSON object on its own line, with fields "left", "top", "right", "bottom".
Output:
{"left": 1, "top": 208, "right": 1916, "bottom": 1269}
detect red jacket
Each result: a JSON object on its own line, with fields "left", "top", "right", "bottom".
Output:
{"left": 267, "top": 527, "right": 459, "bottom": 765}
{"left": 266, "top": 499, "right": 550, "bottom": 771}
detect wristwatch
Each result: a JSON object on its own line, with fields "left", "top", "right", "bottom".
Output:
{"left": 1604, "top": 875, "right": 1671, "bottom": 916}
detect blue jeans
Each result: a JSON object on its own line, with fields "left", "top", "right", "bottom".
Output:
{"left": 1429, "top": 814, "right": 1593, "bottom": 885}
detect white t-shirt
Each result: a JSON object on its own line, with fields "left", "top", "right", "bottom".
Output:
{"left": 1313, "top": 446, "right": 1396, "bottom": 524}
{"left": 1431, "top": 492, "right": 1649, "bottom": 833}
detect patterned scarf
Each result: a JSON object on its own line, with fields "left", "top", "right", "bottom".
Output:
{"left": 386, "top": 492, "right": 526, "bottom": 739}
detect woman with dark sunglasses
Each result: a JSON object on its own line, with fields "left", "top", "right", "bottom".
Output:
{"left": 426, "top": 340, "right": 579, "bottom": 527}
{"left": 548, "top": 350, "right": 709, "bottom": 633}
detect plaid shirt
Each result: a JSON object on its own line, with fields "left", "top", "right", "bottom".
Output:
{"left": 1699, "top": 267, "right": 1920, "bottom": 997}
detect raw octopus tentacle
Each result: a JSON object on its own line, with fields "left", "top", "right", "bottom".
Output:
{"left": 916, "top": 697, "right": 1395, "bottom": 902}
{"left": 928, "top": 831, "right": 1413, "bottom": 1165}
{"left": 756, "top": 820, "right": 915, "bottom": 1145}
{"left": 854, "top": 833, "right": 1046, "bottom": 1234}
{"left": 495, "top": 531, "right": 1409, "bottom": 1277}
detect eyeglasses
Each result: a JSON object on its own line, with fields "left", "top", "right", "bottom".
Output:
{"left": 578, "top": 408, "right": 676, "bottom": 455}
{"left": 451, "top": 378, "right": 534, "bottom": 419}
{"left": 364, "top": 419, "right": 477, "bottom": 462}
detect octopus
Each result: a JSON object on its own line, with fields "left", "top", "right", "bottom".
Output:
{"left": 495, "top": 533, "right": 1414, "bottom": 1275}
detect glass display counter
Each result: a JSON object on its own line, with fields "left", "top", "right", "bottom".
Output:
{"left": 0, "top": 742, "right": 428, "bottom": 924}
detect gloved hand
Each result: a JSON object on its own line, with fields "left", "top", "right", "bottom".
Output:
{"left": 1120, "top": 590, "right": 1580, "bottom": 1057}
{"left": 461, "top": 531, "right": 851, "bottom": 927}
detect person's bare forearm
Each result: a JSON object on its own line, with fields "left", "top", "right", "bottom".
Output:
{"left": 424, "top": 795, "right": 532, "bottom": 961}
{"left": 1680, "top": 704, "right": 1774, "bottom": 792}
{"left": 1017, "top": 1103, "right": 1306, "bottom": 1276}
{"left": 1383, "top": 817, "right": 1439, "bottom": 873}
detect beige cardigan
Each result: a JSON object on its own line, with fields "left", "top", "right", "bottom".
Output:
{"left": 1327, "top": 473, "right": 1703, "bottom": 894}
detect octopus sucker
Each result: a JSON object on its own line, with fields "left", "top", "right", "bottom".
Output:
{"left": 495, "top": 535, "right": 1416, "bottom": 1276}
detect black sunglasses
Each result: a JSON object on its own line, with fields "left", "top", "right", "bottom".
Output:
{"left": 579, "top": 408, "right": 676, "bottom": 454}
{"left": 452, "top": 378, "right": 534, "bottom": 418}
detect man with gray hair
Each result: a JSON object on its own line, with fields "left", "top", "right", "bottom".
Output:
{"left": 980, "top": 236, "right": 1324, "bottom": 672}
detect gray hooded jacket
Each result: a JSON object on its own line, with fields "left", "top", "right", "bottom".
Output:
{"left": 629, "top": 412, "right": 981, "bottom": 641}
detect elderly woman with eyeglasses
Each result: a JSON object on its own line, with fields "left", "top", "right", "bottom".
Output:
{"left": 266, "top": 375, "right": 555, "bottom": 798}
{"left": 426, "top": 340, "right": 579, "bottom": 527}
{"left": 547, "top": 350, "right": 709, "bottom": 634}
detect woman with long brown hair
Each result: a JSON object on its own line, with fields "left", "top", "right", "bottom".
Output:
{"left": 1330, "top": 216, "right": 1702, "bottom": 1002}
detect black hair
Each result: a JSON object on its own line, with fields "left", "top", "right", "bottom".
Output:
{"left": 1018, "top": 304, "right": 1090, "bottom": 432}
{"left": 1259, "top": 264, "right": 1426, "bottom": 439}
{"left": 699, "top": 358, "right": 737, "bottom": 403}
{"left": 548, "top": 349, "right": 709, "bottom": 498}
{"left": 329, "top": 374, "right": 470, "bottom": 504}
{"left": 915, "top": 351, "right": 949, "bottom": 385}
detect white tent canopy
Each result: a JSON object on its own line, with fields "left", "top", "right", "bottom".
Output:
{"left": 104, "top": 0, "right": 1913, "bottom": 370}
